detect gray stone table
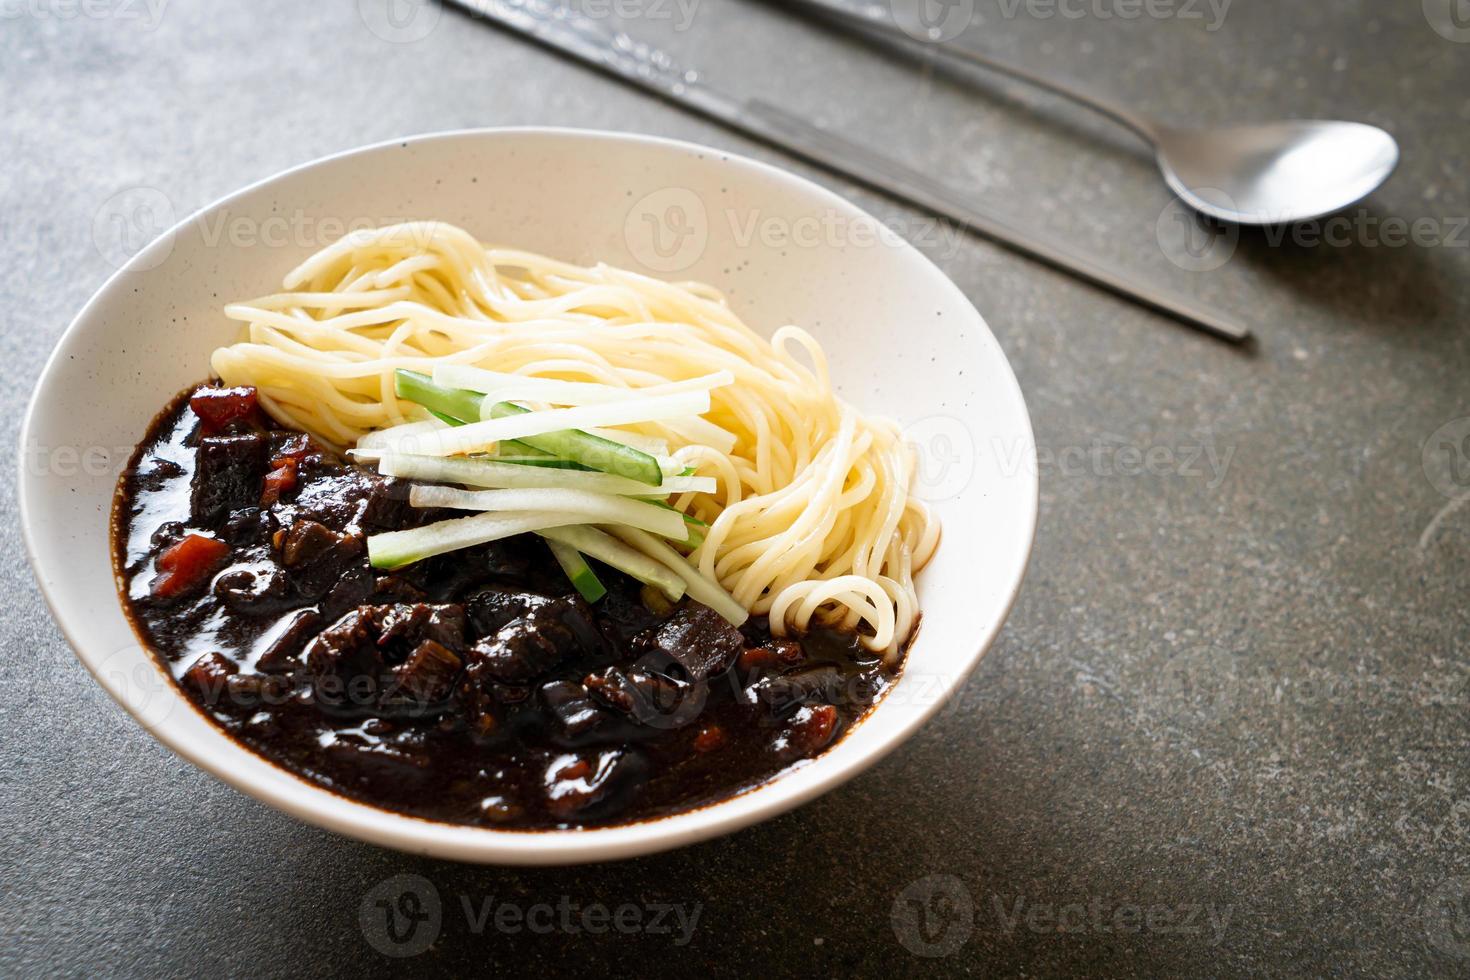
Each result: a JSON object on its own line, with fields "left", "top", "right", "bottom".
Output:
{"left": 4, "top": 1, "right": 1469, "bottom": 976}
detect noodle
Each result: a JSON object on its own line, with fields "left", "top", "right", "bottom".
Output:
{"left": 211, "top": 222, "right": 938, "bottom": 658}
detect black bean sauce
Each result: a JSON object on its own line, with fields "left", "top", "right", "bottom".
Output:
{"left": 112, "top": 384, "right": 900, "bottom": 829}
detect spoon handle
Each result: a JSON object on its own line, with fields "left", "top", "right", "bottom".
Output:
{"left": 788, "top": 0, "right": 1161, "bottom": 143}
{"left": 741, "top": 98, "right": 1248, "bottom": 343}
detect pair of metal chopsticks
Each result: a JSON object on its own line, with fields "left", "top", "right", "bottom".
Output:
{"left": 444, "top": 0, "right": 1252, "bottom": 343}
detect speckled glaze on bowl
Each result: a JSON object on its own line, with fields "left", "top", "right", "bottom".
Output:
{"left": 19, "top": 128, "right": 1036, "bottom": 865}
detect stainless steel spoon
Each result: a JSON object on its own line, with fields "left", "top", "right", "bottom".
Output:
{"left": 791, "top": 0, "right": 1400, "bottom": 225}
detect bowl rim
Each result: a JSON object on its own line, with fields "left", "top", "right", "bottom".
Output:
{"left": 19, "top": 126, "right": 1038, "bottom": 864}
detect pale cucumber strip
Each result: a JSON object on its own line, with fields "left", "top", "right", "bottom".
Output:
{"left": 357, "top": 417, "right": 448, "bottom": 451}
{"left": 375, "top": 453, "right": 715, "bottom": 496}
{"left": 605, "top": 525, "right": 748, "bottom": 626}
{"left": 407, "top": 485, "right": 688, "bottom": 539}
{"left": 367, "top": 511, "right": 582, "bottom": 570}
{"left": 537, "top": 526, "right": 686, "bottom": 603}
{"left": 369, "top": 389, "right": 709, "bottom": 459}
{"left": 435, "top": 365, "right": 734, "bottom": 407}
{"left": 581, "top": 426, "right": 669, "bottom": 456}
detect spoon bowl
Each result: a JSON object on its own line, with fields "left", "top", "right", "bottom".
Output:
{"left": 787, "top": 0, "right": 1401, "bottom": 227}
{"left": 1154, "top": 121, "right": 1400, "bottom": 226}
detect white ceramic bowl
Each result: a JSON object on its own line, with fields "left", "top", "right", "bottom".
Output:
{"left": 20, "top": 129, "right": 1036, "bottom": 864}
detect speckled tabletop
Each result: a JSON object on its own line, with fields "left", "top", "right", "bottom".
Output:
{"left": 4, "top": 1, "right": 1470, "bottom": 976}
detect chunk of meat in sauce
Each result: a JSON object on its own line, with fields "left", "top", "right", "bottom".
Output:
{"left": 183, "top": 651, "right": 237, "bottom": 702}
{"left": 543, "top": 749, "right": 647, "bottom": 818}
{"left": 254, "top": 608, "right": 323, "bottom": 673}
{"left": 464, "top": 596, "right": 602, "bottom": 683}
{"left": 279, "top": 519, "right": 365, "bottom": 599}
{"left": 213, "top": 562, "right": 292, "bottom": 615}
{"left": 389, "top": 640, "right": 463, "bottom": 705}
{"left": 751, "top": 663, "right": 853, "bottom": 714}
{"left": 304, "top": 603, "right": 466, "bottom": 715}
{"left": 772, "top": 704, "right": 839, "bottom": 762}
{"left": 465, "top": 587, "right": 553, "bottom": 636}
{"left": 539, "top": 680, "right": 609, "bottom": 739}
{"left": 584, "top": 665, "right": 705, "bottom": 729}
{"left": 633, "top": 604, "right": 744, "bottom": 681}
{"left": 290, "top": 463, "right": 410, "bottom": 532}
{"left": 191, "top": 434, "right": 268, "bottom": 528}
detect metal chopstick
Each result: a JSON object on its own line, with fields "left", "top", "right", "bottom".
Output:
{"left": 445, "top": 0, "right": 1252, "bottom": 343}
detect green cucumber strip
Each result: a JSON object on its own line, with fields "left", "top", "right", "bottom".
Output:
{"left": 642, "top": 499, "right": 709, "bottom": 526}
{"left": 492, "top": 439, "right": 594, "bottom": 470}
{"left": 545, "top": 540, "right": 607, "bottom": 603}
{"left": 498, "top": 438, "right": 553, "bottom": 457}
{"left": 640, "top": 499, "right": 707, "bottom": 546}
{"left": 537, "top": 525, "right": 685, "bottom": 602}
{"left": 395, "top": 370, "right": 483, "bottom": 424}
{"left": 487, "top": 455, "right": 594, "bottom": 471}
{"left": 489, "top": 402, "right": 664, "bottom": 486}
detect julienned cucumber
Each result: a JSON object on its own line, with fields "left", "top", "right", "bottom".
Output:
{"left": 395, "top": 370, "right": 483, "bottom": 424}
{"left": 498, "top": 438, "right": 551, "bottom": 457}
{"left": 537, "top": 525, "right": 685, "bottom": 602}
{"left": 489, "top": 455, "right": 594, "bottom": 471}
{"left": 493, "top": 441, "right": 594, "bottom": 470}
{"left": 489, "top": 402, "right": 664, "bottom": 487}
{"left": 396, "top": 370, "right": 665, "bottom": 485}
{"left": 425, "top": 411, "right": 582, "bottom": 472}
{"left": 545, "top": 540, "right": 607, "bottom": 603}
